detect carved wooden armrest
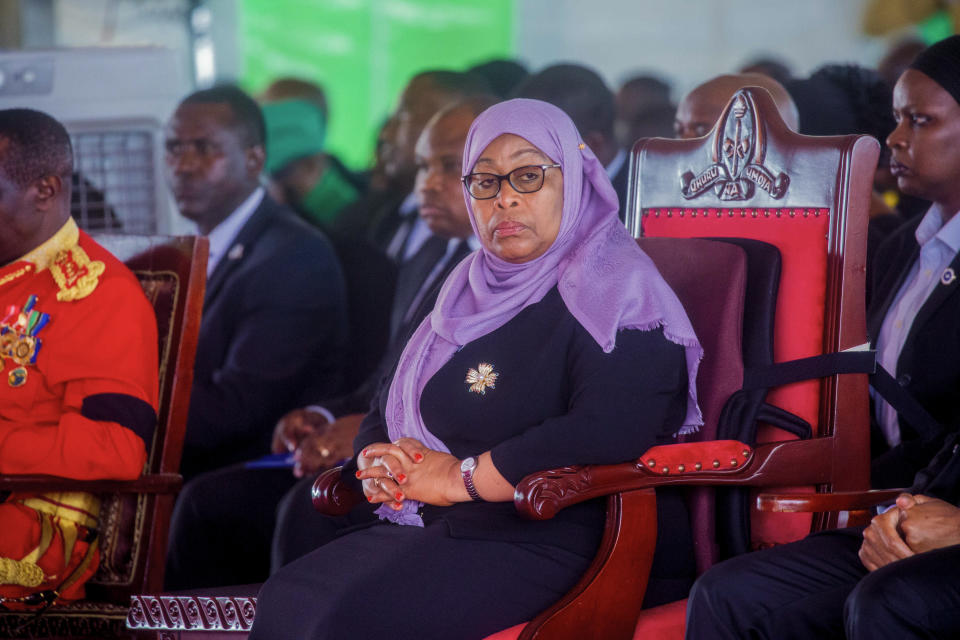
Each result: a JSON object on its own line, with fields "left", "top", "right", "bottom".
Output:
{"left": 312, "top": 466, "right": 363, "bottom": 516}
{"left": 0, "top": 472, "right": 182, "bottom": 494}
{"left": 514, "top": 440, "right": 754, "bottom": 520}
{"left": 756, "top": 488, "right": 907, "bottom": 513}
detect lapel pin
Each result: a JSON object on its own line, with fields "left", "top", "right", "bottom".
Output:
{"left": 228, "top": 244, "right": 244, "bottom": 261}
{"left": 941, "top": 267, "right": 956, "bottom": 286}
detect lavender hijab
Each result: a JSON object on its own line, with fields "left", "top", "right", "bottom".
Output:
{"left": 379, "top": 98, "right": 702, "bottom": 525}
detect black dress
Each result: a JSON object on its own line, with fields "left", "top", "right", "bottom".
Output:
{"left": 250, "top": 287, "right": 695, "bottom": 639}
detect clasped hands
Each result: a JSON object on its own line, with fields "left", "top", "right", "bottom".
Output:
{"left": 355, "top": 438, "right": 462, "bottom": 510}
{"left": 859, "top": 493, "right": 960, "bottom": 571}
{"left": 271, "top": 409, "right": 356, "bottom": 478}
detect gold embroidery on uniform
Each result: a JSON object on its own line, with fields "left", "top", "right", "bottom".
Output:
{"left": 49, "top": 246, "right": 105, "bottom": 301}
{"left": 0, "top": 264, "right": 34, "bottom": 288}
{"left": 465, "top": 362, "right": 498, "bottom": 395}
{"left": 0, "top": 557, "right": 45, "bottom": 587}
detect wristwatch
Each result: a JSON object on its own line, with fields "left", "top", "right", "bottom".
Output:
{"left": 460, "top": 456, "right": 483, "bottom": 502}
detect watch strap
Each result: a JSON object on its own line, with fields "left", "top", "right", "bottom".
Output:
{"left": 461, "top": 457, "right": 483, "bottom": 502}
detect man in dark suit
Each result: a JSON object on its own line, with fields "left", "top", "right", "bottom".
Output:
{"left": 164, "top": 97, "right": 492, "bottom": 589}
{"left": 339, "top": 70, "right": 491, "bottom": 254}
{"left": 513, "top": 64, "right": 630, "bottom": 222}
{"left": 163, "top": 86, "right": 349, "bottom": 480}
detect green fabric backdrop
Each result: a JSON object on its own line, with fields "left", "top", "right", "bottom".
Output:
{"left": 239, "top": 0, "right": 514, "bottom": 170}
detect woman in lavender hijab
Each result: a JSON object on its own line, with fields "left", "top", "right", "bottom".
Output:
{"left": 250, "top": 99, "right": 702, "bottom": 639}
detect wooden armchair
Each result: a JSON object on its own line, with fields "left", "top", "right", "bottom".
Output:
{"left": 0, "top": 235, "right": 207, "bottom": 639}
{"left": 482, "top": 87, "right": 880, "bottom": 639}
{"left": 273, "top": 87, "right": 882, "bottom": 640}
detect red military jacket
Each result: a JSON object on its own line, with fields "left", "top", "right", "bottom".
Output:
{"left": 0, "top": 219, "right": 158, "bottom": 605}
{"left": 0, "top": 219, "right": 158, "bottom": 478}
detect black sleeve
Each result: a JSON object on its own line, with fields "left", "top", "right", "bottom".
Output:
{"left": 340, "top": 377, "right": 391, "bottom": 486}
{"left": 490, "top": 327, "right": 688, "bottom": 486}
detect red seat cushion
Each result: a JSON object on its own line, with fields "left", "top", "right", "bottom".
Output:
{"left": 483, "top": 622, "right": 525, "bottom": 640}
{"left": 632, "top": 598, "right": 688, "bottom": 639}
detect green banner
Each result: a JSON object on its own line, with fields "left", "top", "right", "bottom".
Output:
{"left": 240, "top": 0, "right": 514, "bottom": 170}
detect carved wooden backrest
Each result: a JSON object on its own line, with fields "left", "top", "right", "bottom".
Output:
{"left": 628, "top": 87, "right": 878, "bottom": 543}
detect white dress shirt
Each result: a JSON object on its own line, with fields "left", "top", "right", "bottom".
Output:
{"left": 203, "top": 187, "right": 265, "bottom": 277}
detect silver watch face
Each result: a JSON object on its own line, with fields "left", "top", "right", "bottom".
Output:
{"left": 460, "top": 456, "right": 477, "bottom": 473}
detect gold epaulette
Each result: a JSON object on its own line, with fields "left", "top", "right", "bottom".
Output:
{"left": 49, "top": 245, "right": 105, "bottom": 302}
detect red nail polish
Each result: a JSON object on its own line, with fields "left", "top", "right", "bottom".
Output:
{"left": 395, "top": 492, "right": 404, "bottom": 501}
{"left": 397, "top": 473, "right": 407, "bottom": 483}
{"left": 361, "top": 449, "right": 369, "bottom": 457}
{"left": 413, "top": 453, "right": 424, "bottom": 462}
{"left": 355, "top": 470, "right": 362, "bottom": 478}
{"left": 368, "top": 495, "right": 376, "bottom": 502}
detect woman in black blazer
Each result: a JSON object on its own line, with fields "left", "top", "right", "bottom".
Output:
{"left": 249, "top": 99, "right": 702, "bottom": 639}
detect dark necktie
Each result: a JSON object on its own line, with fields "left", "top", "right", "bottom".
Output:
{"left": 390, "top": 235, "right": 449, "bottom": 339}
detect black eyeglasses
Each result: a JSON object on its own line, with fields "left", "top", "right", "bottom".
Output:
{"left": 462, "top": 164, "right": 561, "bottom": 200}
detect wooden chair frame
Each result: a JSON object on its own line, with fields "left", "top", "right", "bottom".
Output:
{"left": 0, "top": 235, "right": 207, "bottom": 638}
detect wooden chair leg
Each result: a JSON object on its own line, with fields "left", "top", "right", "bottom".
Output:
{"left": 521, "top": 489, "right": 658, "bottom": 640}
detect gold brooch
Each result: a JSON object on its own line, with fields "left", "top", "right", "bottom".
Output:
{"left": 465, "top": 362, "right": 498, "bottom": 395}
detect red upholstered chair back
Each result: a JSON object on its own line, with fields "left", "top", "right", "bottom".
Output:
{"left": 629, "top": 87, "right": 877, "bottom": 548}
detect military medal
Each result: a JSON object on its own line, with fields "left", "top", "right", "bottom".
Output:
{"left": 0, "top": 295, "right": 51, "bottom": 387}
{"left": 8, "top": 367, "right": 27, "bottom": 387}
{"left": 465, "top": 363, "right": 498, "bottom": 395}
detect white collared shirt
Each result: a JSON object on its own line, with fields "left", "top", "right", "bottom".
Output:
{"left": 385, "top": 192, "right": 422, "bottom": 261}
{"left": 202, "top": 187, "right": 265, "bottom": 277}
{"left": 873, "top": 204, "right": 960, "bottom": 446}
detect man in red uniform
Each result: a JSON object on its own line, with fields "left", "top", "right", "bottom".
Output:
{"left": 0, "top": 108, "right": 158, "bottom": 608}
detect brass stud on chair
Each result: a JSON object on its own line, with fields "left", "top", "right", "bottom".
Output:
{"left": 713, "top": 459, "right": 720, "bottom": 468}
{"left": 742, "top": 449, "right": 750, "bottom": 457}
{"left": 662, "top": 466, "right": 670, "bottom": 475}
{"left": 647, "top": 459, "right": 656, "bottom": 468}
{"left": 677, "top": 464, "right": 685, "bottom": 472}
{"left": 694, "top": 462, "right": 702, "bottom": 471}
{"left": 730, "top": 458, "right": 738, "bottom": 466}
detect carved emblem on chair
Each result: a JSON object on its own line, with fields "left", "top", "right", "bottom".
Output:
{"left": 681, "top": 90, "right": 790, "bottom": 201}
